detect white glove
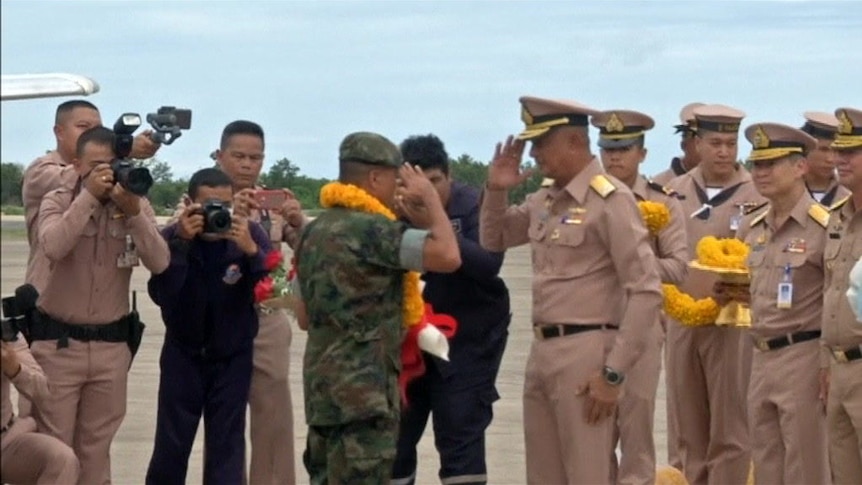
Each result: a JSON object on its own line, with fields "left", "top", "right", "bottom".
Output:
{"left": 848, "top": 257, "right": 862, "bottom": 323}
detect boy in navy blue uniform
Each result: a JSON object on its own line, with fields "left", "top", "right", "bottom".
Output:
{"left": 146, "top": 168, "right": 272, "bottom": 485}
{"left": 392, "top": 135, "right": 511, "bottom": 485}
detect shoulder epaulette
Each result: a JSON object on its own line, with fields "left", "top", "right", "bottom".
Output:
{"left": 646, "top": 179, "right": 679, "bottom": 198}
{"left": 749, "top": 206, "right": 770, "bottom": 227}
{"left": 830, "top": 195, "right": 851, "bottom": 212}
{"left": 744, "top": 201, "right": 769, "bottom": 215}
{"left": 540, "top": 177, "right": 554, "bottom": 188}
{"left": 808, "top": 203, "right": 830, "bottom": 228}
{"left": 590, "top": 174, "right": 617, "bottom": 198}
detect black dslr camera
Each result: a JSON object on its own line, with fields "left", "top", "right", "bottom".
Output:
{"left": 201, "top": 199, "right": 232, "bottom": 234}
{"left": 1, "top": 284, "right": 38, "bottom": 342}
{"left": 112, "top": 113, "right": 154, "bottom": 196}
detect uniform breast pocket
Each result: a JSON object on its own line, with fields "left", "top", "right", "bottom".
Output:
{"left": 747, "top": 249, "right": 767, "bottom": 270}
{"left": 549, "top": 226, "right": 588, "bottom": 274}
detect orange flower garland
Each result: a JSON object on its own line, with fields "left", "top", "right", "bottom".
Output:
{"left": 695, "top": 236, "right": 749, "bottom": 270}
{"left": 637, "top": 200, "right": 670, "bottom": 236}
{"left": 319, "top": 182, "right": 424, "bottom": 328}
{"left": 662, "top": 284, "right": 720, "bottom": 327}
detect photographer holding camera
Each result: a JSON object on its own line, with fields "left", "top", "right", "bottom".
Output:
{"left": 23, "top": 100, "right": 161, "bottom": 293}
{"left": 146, "top": 168, "right": 272, "bottom": 485}
{"left": 31, "top": 125, "right": 169, "bottom": 485}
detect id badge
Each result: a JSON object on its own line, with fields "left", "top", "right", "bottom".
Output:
{"left": 117, "top": 251, "right": 140, "bottom": 268}
{"left": 730, "top": 214, "right": 741, "bottom": 231}
{"left": 777, "top": 282, "right": 793, "bottom": 309}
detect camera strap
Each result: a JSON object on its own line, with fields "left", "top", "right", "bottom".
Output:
{"left": 260, "top": 209, "right": 273, "bottom": 233}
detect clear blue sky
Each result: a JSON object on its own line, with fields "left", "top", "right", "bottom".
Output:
{"left": 2, "top": 0, "right": 860, "bottom": 180}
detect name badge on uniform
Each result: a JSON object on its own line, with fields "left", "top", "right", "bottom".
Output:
{"left": 777, "top": 264, "right": 793, "bottom": 309}
{"left": 117, "top": 235, "right": 140, "bottom": 268}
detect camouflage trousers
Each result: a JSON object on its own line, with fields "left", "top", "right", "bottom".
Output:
{"left": 304, "top": 415, "right": 399, "bottom": 485}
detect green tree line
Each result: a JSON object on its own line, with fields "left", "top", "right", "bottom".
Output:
{"left": 1, "top": 155, "right": 542, "bottom": 216}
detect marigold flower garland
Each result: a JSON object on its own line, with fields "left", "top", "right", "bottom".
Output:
{"left": 665, "top": 236, "right": 750, "bottom": 327}
{"left": 319, "top": 182, "right": 424, "bottom": 328}
{"left": 637, "top": 200, "right": 670, "bottom": 236}
{"left": 695, "top": 236, "right": 749, "bottom": 270}
{"left": 662, "top": 284, "right": 720, "bottom": 327}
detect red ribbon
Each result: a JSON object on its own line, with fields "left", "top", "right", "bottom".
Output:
{"left": 399, "top": 303, "right": 458, "bottom": 405}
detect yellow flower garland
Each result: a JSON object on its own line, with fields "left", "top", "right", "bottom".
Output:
{"left": 637, "top": 200, "right": 670, "bottom": 236}
{"left": 696, "top": 236, "right": 749, "bottom": 270}
{"left": 319, "top": 182, "right": 424, "bottom": 328}
{"left": 663, "top": 284, "right": 720, "bottom": 327}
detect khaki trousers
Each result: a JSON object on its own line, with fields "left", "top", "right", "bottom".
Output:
{"left": 748, "top": 340, "right": 829, "bottom": 484}
{"left": 0, "top": 416, "right": 80, "bottom": 484}
{"left": 247, "top": 309, "right": 296, "bottom": 485}
{"left": 827, "top": 356, "right": 862, "bottom": 484}
{"left": 31, "top": 339, "right": 131, "bottom": 485}
{"left": 666, "top": 324, "right": 751, "bottom": 485}
{"left": 523, "top": 328, "right": 616, "bottom": 484}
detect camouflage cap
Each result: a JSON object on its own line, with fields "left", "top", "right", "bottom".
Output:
{"left": 339, "top": 132, "right": 402, "bottom": 167}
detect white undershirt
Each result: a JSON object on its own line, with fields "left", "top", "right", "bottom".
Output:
{"left": 705, "top": 187, "right": 722, "bottom": 199}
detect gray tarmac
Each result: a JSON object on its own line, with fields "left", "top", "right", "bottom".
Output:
{"left": 1, "top": 222, "right": 669, "bottom": 484}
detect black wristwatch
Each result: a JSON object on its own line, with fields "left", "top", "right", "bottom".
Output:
{"left": 602, "top": 366, "right": 625, "bottom": 386}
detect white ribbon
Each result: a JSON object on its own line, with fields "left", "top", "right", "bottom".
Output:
{"left": 418, "top": 325, "right": 450, "bottom": 361}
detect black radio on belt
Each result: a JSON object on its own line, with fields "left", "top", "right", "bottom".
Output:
{"left": 1, "top": 284, "right": 39, "bottom": 343}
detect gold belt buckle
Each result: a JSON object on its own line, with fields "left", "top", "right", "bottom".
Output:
{"left": 755, "top": 339, "right": 770, "bottom": 351}
{"left": 833, "top": 349, "right": 849, "bottom": 363}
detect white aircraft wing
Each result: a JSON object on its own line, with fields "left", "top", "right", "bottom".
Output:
{"left": 1, "top": 73, "right": 100, "bottom": 101}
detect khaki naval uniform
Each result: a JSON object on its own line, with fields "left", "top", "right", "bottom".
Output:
{"left": 613, "top": 176, "right": 688, "bottom": 485}
{"left": 1, "top": 338, "right": 80, "bottom": 484}
{"left": 172, "top": 189, "right": 303, "bottom": 484}
{"left": 665, "top": 162, "right": 765, "bottom": 485}
{"left": 739, "top": 195, "right": 830, "bottom": 484}
{"left": 33, "top": 184, "right": 169, "bottom": 485}
{"left": 22, "top": 151, "right": 78, "bottom": 291}
{"left": 822, "top": 195, "right": 862, "bottom": 483}
{"left": 481, "top": 154, "right": 662, "bottom": 484}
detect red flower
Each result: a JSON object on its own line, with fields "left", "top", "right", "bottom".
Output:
{"left": 254, "top": 276, "right": 275, "bottom": 302}
{"left": 263, "top": 250, "right": 284, "bottom": 272}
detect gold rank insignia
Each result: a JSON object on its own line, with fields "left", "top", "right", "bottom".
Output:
{"left": 753, "top": 125, "right": 770, "bottom": 149}
{"left": 807, "top": 203, "right": 829, "bottom": 228}
{"left": 785, "top": 238, "right": 807, "bottom": 253}
{"left": 830, "top": 195, "right": 851, "bottom": 212}
{"left": 590, "top": 174, "right": 616, "bottom": 198}
{"left": 838, "top": 110, "right": 853, "bottom": 135}
{"left": 606, "top": 113, "right": 625, "bottom": 132}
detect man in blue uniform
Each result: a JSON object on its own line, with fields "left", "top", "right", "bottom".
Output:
{"left": 146, "top": 168, "right": 272, "bottom": 485}
{"left": 391, "top": 134, "right": 511, "bottom": 485}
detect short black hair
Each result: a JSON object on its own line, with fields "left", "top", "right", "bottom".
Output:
{"left": 75, "top": 126, "right": 115, "bottom": 158}
{"left": 220, "top": 120, "right": 264, "bottom": 150}
{"left": 55, "top": 100, "right": 99, "bottom": 125}
{"left": 188, "top": 167, "right": 233, "bottom": 200}
{"left": 400, "top": 134, "right": 449, "bottom": 174}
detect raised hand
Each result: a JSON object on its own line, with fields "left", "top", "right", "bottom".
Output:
{"left": 487, "top": 135, "right": 530, "bottom": 190}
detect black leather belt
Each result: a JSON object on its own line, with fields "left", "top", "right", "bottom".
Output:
{"left": 831, "top": 345, "right": 862, "bottom": 363}
{"left": 533, "top": 323, "right": 618, "bottom": 340}
{"left": 753, "top": 330, "right": 821, "bottom": 352}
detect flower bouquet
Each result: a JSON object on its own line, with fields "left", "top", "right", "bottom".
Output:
{"left": 689, "top": 236, "right": 751, "bottom": 327}
{"left": 254, "top": 250, "right": 300, "bottom": 313}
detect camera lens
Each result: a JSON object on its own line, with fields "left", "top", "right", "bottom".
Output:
{"left": 209, "top": 210, "right": 232, "bottom": 233}
{"left": 124, "top": 167, "right": 154, "bottom": 196}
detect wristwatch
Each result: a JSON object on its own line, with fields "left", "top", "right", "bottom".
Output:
{"left": 602, "top": 366, "right": 625, "bottom": 386}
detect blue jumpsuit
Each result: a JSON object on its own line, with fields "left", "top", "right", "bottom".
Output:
{"left": 392, "top": 182, "right": 511, "bottom": 485}
{"left": 145, "top": 223, "right": 271, "bottom": 485}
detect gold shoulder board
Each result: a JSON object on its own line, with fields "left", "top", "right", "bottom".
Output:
{"left": 749, "top": 207, "right": 770, "bottom": 227}
{"left": 808, "top": 203, "right": 829, "bottom": 228}
{"left": 540, "top": 177, "right": 554, "bottom": 188}
{"left": 830, "top": 195, "right": 851, "bottom": 212}
{"left": 590, "top": 175, "right": 617, "bottom": 198}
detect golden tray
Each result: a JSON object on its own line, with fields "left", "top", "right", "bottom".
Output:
{"left": 688, "top": 260, "right": 751, "bottom": 327}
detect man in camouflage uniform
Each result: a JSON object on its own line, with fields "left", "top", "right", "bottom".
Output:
{"left": 296, "top": 132, "right": 461, "bottom": 484}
